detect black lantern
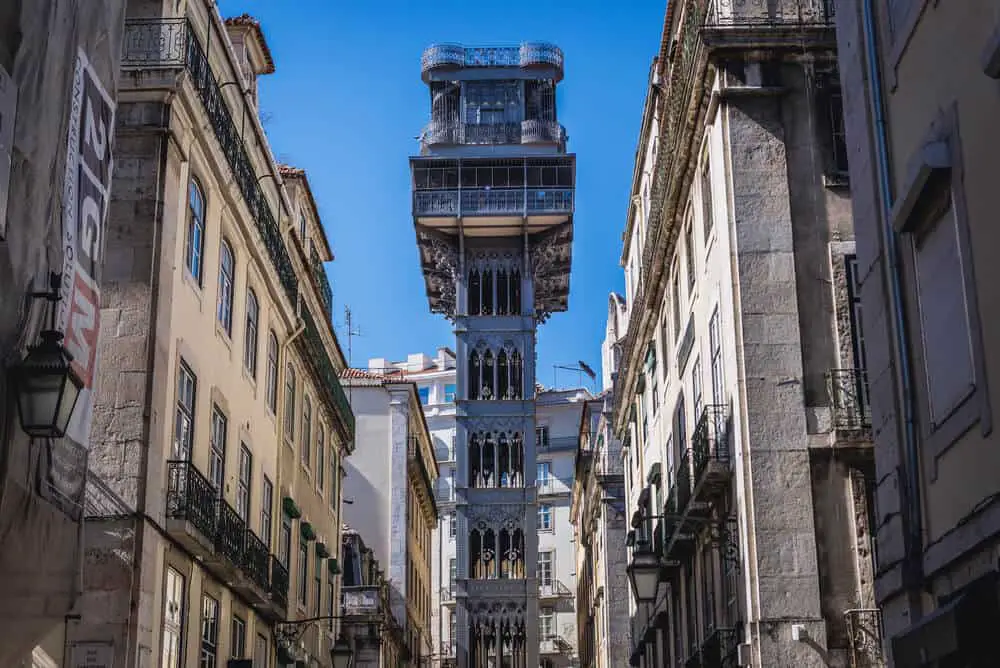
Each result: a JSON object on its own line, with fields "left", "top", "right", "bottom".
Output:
{"left": 627, "top": 544, "right": 663, "bottom": 604}
{"left": 10, "top": 274, "right": 84, "bottom": 439}
{"left": 330, "top": 633, "right": 354, "bottom": 668}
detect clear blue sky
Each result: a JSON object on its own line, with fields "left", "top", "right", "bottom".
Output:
{"left": 219, "top": 0, "right": 664, "bottom": 386}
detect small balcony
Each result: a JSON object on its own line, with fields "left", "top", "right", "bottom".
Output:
{"left": 521, "top": 119, "right": 565, "bottom": 144}
{"left": 704, "top": 0, "right": 835, "bottom": 27}
{"left": 420, "top": 42, "right": 564, "bottom": 81}
{"left": 413, "top": 187, "right": 574, "bottom": 219}
{"left": 692, "top": 405, "right": 732, "bottom": 502}
{"left": 207, "top": 497, "right": 245, "bottom": 581}
{"left": 234, "top": 527, "right": 271, "bottom": 606}
{"left": 701, "top": 627, "right": 741, "bottom": 667}
{"left": 827, "top": 368, "right": 872, "bottom": 435}
{"left": 536, "top": 478, "right": 569, "bottom": 497}
{"left": 845, "top": 609, "right": 885, "bottom": 668}
{"left": 165, "top": 460, "right": 218, "bottom": 557}
{"left": 539, "top": 634, "right": 573, "bottom": 656}
{"left": 269, "top": 556, "right": 290, "bottom": 611}
{"left": 539, "top": 579, "right": 575, "bottom": 613}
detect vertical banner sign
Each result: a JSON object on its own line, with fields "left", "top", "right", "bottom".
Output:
{"left": 46, "top": 50, "right": 116, "bottom": 513}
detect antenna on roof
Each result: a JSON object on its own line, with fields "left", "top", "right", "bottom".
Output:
{"left": 343, "top": 305, "right": 362, "bottom": 368}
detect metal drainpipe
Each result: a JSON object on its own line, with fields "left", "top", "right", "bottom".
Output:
{"left": 860, "top": 0, "right": 923, "bottom": 583}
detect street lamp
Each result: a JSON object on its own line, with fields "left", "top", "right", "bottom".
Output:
{"left": 330, "top": 633, "right": 354, "bottom": 668}
{"left": 627, "top": 543, "right": 663, "bottom": 604}
{"left": 9, "top": 274, "right": 84, "bottom": 439}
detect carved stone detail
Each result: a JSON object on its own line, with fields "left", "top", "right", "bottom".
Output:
{"left": 530, "top": 222, "right": 572, "bottom": 321}
{"left": 417, "top": 228, "right": 459, "bottom": 319}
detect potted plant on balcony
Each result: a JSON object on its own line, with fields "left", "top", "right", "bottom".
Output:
{"left": 282, "top": 497, "right": 302, "bottom": 519}
{"left": 316, "top": 542, "right": 330, "bottom": 559}
{"left": 300, "top": 522, "right": 316, "bottom": 541}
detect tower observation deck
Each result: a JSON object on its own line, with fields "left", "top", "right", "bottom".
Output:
{"left": 411, "top": 42, "right": 575, "bottom": 667}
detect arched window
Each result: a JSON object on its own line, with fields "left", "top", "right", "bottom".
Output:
{"left": 496, "top": 267, "right": 509, "bottom": 315}
{"left": 284, "top": 364, "right": 296, "bottom": 440}
{"left": 481, "top": 268, "right": 494, "bottom": 315}
{"left": 511, "top": 432, "right": 524, "bottom": 486}
{"left": 469, "top": 433, "right": 482, "bottom": 488}
{"left": 468, "top": 269, "right": 481, "bottom": 315}
{"left": 511, "top": 349, "right": 523, "bottom": 400}
{"left": 469, "top": 529, "right": 482, "bottom": 577}
{"left": 186, "top": 178, "right": 206, "bottom": 283}
{"left": 498, "top": 432, "right": 510, "bottom": 487}
{"left": 244, "top": 289, "right": 259, "bottom": 376}
{"left": 497, "top": 349, "right": 510, "bottom": 400}
{"left": 217, "top": 240, "right": 235, "bottom": 334}
{"left": 482, "top": 350, "right": 495, "bottom": 399}
{"left": 482, "top": 433, "right": 495, "bottom": 488}
{"left": 468, "top": 351, "right": 481, "bottom": 400}
{"left": 265, "top": 331, "right": 279, "bottom": 414}
{"left": 511, "top": 268, "right": 522, "bottom": 315}
{"left": 301, "top": 395, "right": 312, "bottom": 468}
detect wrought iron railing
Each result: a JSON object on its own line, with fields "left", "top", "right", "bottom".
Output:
{"left": 693, "top": 404, "right": 731, "bottom": 480}
{"left": 521, "top": 119, "right": 565, "bottom": 144}
{"left": 827, "top": 369, "right": 871, "bottom": 431}
{"left": 677, "top": 449, "right": 694, "bottom": 513}
{"left": 540, "top": 435, "right": 579, "bottom": 452}
{"left": 165, "top": 460, "right": 217, "bottom": 541}
{"left": 121, "top": 18, "right": 187, "bottom": 67}
{"left": 215, "top": 498, "right": 246, "bottom": 566}
{"left": 270, "top": 555, "right": 289, "bottom": 608}
{"left": 243, "top": 528, "right": 271, "bottom": 592}
{"left": 300, "top": 305, "right": 355, "bottom": 439}
{"left": 413, "top": 188, "right": 574, "bottom": 217}
{"left": 440, "top": 586, "right": 455, "bottom": 602}
{"left": 421, "top": 43, "right": 563, "bottom": 73}
{"left": 845, "top": 609, "right": 884, "bottom": 668}
{"left": 701, "top": 627, "right": 741, "bottom": 668}
{"left": 704, "top": 0, "right": 836, "bottom": 26}
{"left": 308, "top": 244, "right": 333, "bottom": 316}
{"left": 538, "top": 579, "right": 573, "bottom": 598}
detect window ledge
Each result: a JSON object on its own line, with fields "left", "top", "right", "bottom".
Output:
{"left": 890, "top": 141, "right": 952, "bottom": 233}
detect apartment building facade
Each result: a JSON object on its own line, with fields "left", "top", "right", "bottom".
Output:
{"left": 615, "top": 1, "right": 878, "bottom": 666}
{"left": 834, "top": 1, "right": 1000, "bottom": 665}
{"left": 0, "top": 3, "right": 126, "bottom": 664}
{"left": 64, "top": 4, "right": 355, "bottom": 667}
{"left": 571, "top": 390, "right": 630, "bottom": 668}
{"left": 340, "top": 369, "right": 439, "bottom": 664}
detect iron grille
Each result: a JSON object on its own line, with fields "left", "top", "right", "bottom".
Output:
{"left": 693, "top": 405, "right": 731, "bottom": 480}
{"left": 243, "top": 529, "right": 271, "bottom": 592}
{"left": 270, "top": 555, "right": 289, "bottom": 608}
{"left": 166, "top": 460, "right": 217, "bottom": 541}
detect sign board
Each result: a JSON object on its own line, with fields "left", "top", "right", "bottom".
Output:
{"left": 56, "top": 49, "right": 116, "bottom": 458}
{"left": 69, "top": 641, "right": 113, "bottom": 668}
{"left": 343, "top": 586, "right": 379, "bottom": 615}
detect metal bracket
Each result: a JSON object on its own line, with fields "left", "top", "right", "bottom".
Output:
{"left": 704, "top": 519, "right": 741, "bottom": 571}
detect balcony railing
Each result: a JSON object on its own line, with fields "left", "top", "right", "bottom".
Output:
{"left": 165, "top": 460, "right": 217, "bottom": 541}
{"left": 308, "top": 244, "right": 333, "bottom": 316}
{"left": 538, "top": 579, "right": 573, "bottom": 599}
{"left": 539, "top": 435, "right": 579, "bottom": 452}
{"left": 243, "top": 529, "right": 271, "bottom": 592}
{"left": 121, "top": 18, "right": 187, "bottom": 66}
{"left": 701, "top": 627, "right": 741, "bottom": 667}
{"left": 300, "top": 306, "right": 355, "bottom": 440}
{"left": 270, "top": 556, "right": 289, "bottom": 608}
{"left": 440, "top": 586, "right": 455, "bottom": 602}
{"left": 692, "top": 404, "right": 731, "bottom": 482}
{"left": 521, "top": 119, "right": 565, "bottom": 144}
{"left": 845, "top": 609, "right": 885, "bottom": 668}
{"left": 437, "top": 484, "right": 455, "bottom": 503}
{"left": 704, "top": 0, "right": 835, "bottom": 26}
{"left": 827, "top": 369, "right": 871, "bottom": 431}
{"left": 536, "top": 479, "right": 567, "bottom": 496}
{"left": 215, "top": 498, "right": 245, "bottom": 567}
{"left": 421, "top": 42, "right": 563, "bottom": 74}
{"left": 677, "top": 449, "right": 694, "bottom": 513}
{"left": 413, "top": 188, "right": 574, "bottom": 218}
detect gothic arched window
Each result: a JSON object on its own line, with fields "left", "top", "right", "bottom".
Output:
{"left": 481, "top": 268, "right": 494, "bottom": 315}
{"left": 497, "top": 267, "right": 509, "bottom": 315}
{"left": 482, "top": 350, "right": 495, "bottom": 399}
{"left": 469, "top": 433, "right": 482, "bottom": 488}
{"left": 497, "top": 349, "right": 510, "bottom": 400}
{"left": 468, "top": 351, "right": 481, "bottom": 400}
{"left": 468, "top": 268, "right": 481, "bottom": 315}
{"left": 511, "top": 349, "right": 523, "bottom": 400}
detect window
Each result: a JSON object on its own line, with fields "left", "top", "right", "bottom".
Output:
{"left": 209, "top": 407, "right": 226, "bottom": 493}
{"left": 418, "top": 386, "right": 430, "bottom": 404}
{"left": 444, "top": 383, "right": 456, "bottom": 403}
{"left": 671, "top": 269, "right": 682, "bottom": 337}
{"left": 174, "top": 362, "right": 196, "bottom": 460}
{"left": 314, "top": 569, "right": 321, "bottom": 615}
{"left": 674, "top": 395, "right": 687, "bottom": 455}
{"left": 684, "top": 216, "right": 696, "bottom": 292}
{"left": 540, "top": 606, "right": 554, "bottom": 639}
{"left": 265, "top": 332, "right": 278, "bottom": 414}
{"left": 317, "top": 427, "right": 325, "bottom": 492}
{"left": 701, "top": 147, "right": 714, "bottom": 239}
{"left": 651, "top": 375, "right": 659, "bottom": 416}
{"left": 299, "top": 211, "right": 307, "bottom": 240}
{"left": 284, "top": 364, "right": 296, "bottom": 440}
{"left": 910, "top": 191, "right": 976, "bottom": 426}
{"left": 200, "top": 594, "right": 219, "bottom": 668}
{"left": 279, "top": 514, "right": 291, "bottom": 568}
{"left": 824, "top": 73, "right": 849, "bottom": 175}
{"left": 538, "top": 551, "right": 553, "bottom": 586}
{"left": 692, "top": 359, "right": 703, "bottom": 422}
{"left": 217, "top": 240, "right": 235, "bottom": 335}
{"left": 538, "top": 503, "right": 552, "bottom": 530}
{"left": 236, "top": 444, "right": 251, "bottom": 521}
{"left": 244, "top": 289, "right": 259, "bottom": 376}
{"left": 449, "top": 511, "right": 456, "bottom": 538}
{"left": 161, "top": 567, "right": 185, "bottom": 668}
{"left": 709, "top": 308, "right": 725, "bottom": 406}
{"left": 330, "top": 449, "right": 339, "bottom": 512}
{"left": 186, "top": 179, "right": 206, "bottom": 283}
{"left": 449, "top": 558, "right": 456, "bottom": 593}
{"left": 327, "top": 579, "right": 335, "bottom": 631}
{"left": 301, "top": 395, "right": 312, "bottom": 468}
{"left": 231, "top": 616, "right": 246, "bottom": 659}
{"left": 449, "top": 611, "right": 456, "bottom": 644}
{"left": 535, "top": 425, "right": 549, "bottom": 449}
{"left": 261, "top": 476, "right": 273, "bottom": 548}
{"left": 253, "top": 634, "right": 268, "bottom": 668}
{"left": 660, "top": 314, "right": 670, "bottom": 374}
{"left": 537, "top": 461, "right": 551, "bottom": 485}
{"left": 298, "top": 539, "right": 308, "bottom": 606}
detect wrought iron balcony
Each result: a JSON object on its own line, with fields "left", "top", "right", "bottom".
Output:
{"left": 308, "top": 244, "right": 333, "bottom": 316}
{"left": 827, "top": 369, "right": 871, "bottom": 432}
{"left": 677, "top": 449, "right": 694, "bottom": 513}
{"left": 539, "top": 634, "right": 572, "bottom": 655}
{"left": 214, "top": 498, "right": 246, "bottom": 568}
{"left": 536, "top": 478, "right": 568, "bottom": 496}
{"left": 421, "top": 42, "right": 563, "bottom": 78}
{"left": 413, "top": 188, "right": 573, "bottom": 218}
{"left": 845, "top": 609, "right": 885, "bottom": 668}
{"left": 701, "top": 627, "right": 741, "bottom": 668}
{"left": 242, "top": 528, "right": 271, "bottom": 593}
{"left": 521, "top": 119, "right": 565, "bottom": 144}
{"left": 121, "top": 18, "right": 187, "bottom": 67}
{"left": 165, "top": 459, "right": 217, "bottom": 543}
{"left": 692, "top": 404, "right": 732, "bottom": 498}
{"left": 300, "top": 306, "right": 355, "bottom": 440}
{"left": 704, "top": 0, "right": 835, "bottom": 27}
{"left": 270, "top": 555, "right": 289, "bottom": 609}
{"left": 538, "top": 579, "right": 573, "bottom": 599}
